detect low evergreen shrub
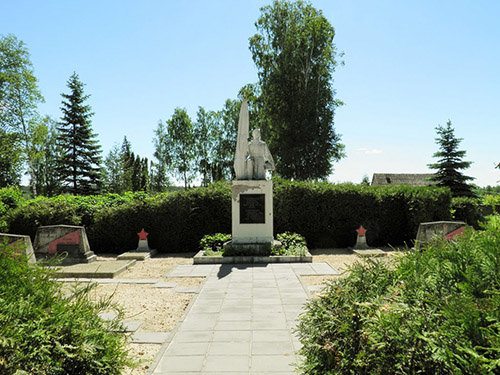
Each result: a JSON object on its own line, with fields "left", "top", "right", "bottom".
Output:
{"left": 297, "top": 215, "right": 500, "bottom": 374}
{"left": 0, "top": 243, "right": 134, "bottom": 374}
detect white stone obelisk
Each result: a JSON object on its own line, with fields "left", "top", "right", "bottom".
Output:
{"left": 234, "top": 98, "right": 249, "bottom": 180}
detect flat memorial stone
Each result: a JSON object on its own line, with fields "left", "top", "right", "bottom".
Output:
{"left": 353, "top": 249, "right": 386, "bottom": 257}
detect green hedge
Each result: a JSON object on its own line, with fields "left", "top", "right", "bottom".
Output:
{"left": 5, "top": 181, "right": 451, "bottom": 253}
{"left": 274, "top": 180, "right": 451, "bottom": 248}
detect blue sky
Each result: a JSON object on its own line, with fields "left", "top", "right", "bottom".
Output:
{"left": 2, "top": 0, "right": 499, "bottom": 186}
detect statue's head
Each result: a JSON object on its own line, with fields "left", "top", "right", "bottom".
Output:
{"left": 252, "top": 128, "right": 261, "bottom": 140}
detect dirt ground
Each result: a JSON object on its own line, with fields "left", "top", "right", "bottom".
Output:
{"left": 87, "top": 249, "right": 395, "bottom": 374}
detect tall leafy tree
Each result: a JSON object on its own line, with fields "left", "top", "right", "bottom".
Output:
{"left": 151, "top": 121, "right": 171, "bottom": 192}
{"left": 0, "top": 128, "right": 23, "bottom": 187}
{"left": 249, "top": 0, "right": 344, "bottom": 180}
{"left": 428, "top": 120, "right": 474, "bottom": 197}
{"left": 57, "top": 72, "right": 102, "bottom": 195}
{"left": 214, "top": 98, "right": 240, "bottom": 181}
{"left": 154, "top": 108, "right": 195, "bottom": 189}
{"left": 194, "top": 107, "right": 216, "bottom": 186}
{"left": 102, "top": 144, "right": 122, "bottom": 193}
{"left": 0, "top": 34, "right": 45, "bottom": 194}
{"left": 31, "top": 116, "right": 62, "bottom": 196}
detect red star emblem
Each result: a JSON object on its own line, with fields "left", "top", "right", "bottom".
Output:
{"left": 356, "top": 225, "right": 367, "bottom": 237}
{"left": 137, "top": 229, "right": 149, "bottom": 240}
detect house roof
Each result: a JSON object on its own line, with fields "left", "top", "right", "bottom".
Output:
{"left": 371, "top": 173, "right": 437, "bottom": 186}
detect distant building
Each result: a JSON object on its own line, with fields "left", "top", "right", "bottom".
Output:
{"left": 371, "top": 173, "right": 437, "bottom": 187}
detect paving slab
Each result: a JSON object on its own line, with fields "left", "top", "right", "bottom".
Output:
{"left": 131, "top": 331, "right": 169, "bottom": 344}
{"left": 151, "top": 263, "right": 310, "bottom": 373}
{"left": 153, "top": 282, "right": 177, "bottom": 288}
{"left": 174, "top": 286, "right": 200, "bottom": 293}
{"left": 52, "top": 260, "right": 136, "bottom": 278}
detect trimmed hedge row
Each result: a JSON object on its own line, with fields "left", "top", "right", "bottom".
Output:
{"left": 5, "top": 181, "right": 451, "bottom": 253}
{"left": 274, "top": 180, "right": 451, "bottom": 248}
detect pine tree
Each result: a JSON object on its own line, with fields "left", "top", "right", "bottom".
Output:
{"left": 57, "top": 72, "right": 102, "bottom": 195}
{"left": 428, "top": 120, "right": 474, "bottom": 197}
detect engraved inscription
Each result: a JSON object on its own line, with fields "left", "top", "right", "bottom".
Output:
{"left": 240, "top": 194, "right": 265, "bottom": 224}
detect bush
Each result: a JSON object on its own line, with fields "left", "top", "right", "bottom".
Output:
{"left": 90, "top": 183, "right": 231, "bottom": 253}
{"left": 274, "top": 180, "right": 451, "bottom": 248}
{"left": 0, "top": 243, "right": 133, "bottom": 374}
{"left": 4, "top": 181, "right": 451, "bottom": 253}
{"left": 297, "top": 215, "right": 500, "bottom": 374}
{"left": 271, "top": 232, "right": 308, "bottom": 256}
{"left": 8, "top": 198, "right": 81, "bottom": 241}
{"left": 200, "top": 233, "right": 231, "bottom": 253}
{"left": 0, "top": 187, "right": 25, "bottom": 232}
{"left": 451, "top": 196, "right": 483, "bottom": 228}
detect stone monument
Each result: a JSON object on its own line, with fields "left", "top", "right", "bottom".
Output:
{"left": 354, "top": 225, "right": 368, "bottom": 249}
{"left": 415, "top": 221, "right": 466, "bottom": 249}
{"left": 224, "top": 99, "right": 277, "bottom": 255}
{"left": 0, "top": 233, "right": 36, "bottom": 263}
{"left": 117, "top": 228, "right": 157, "bottom": 260}
{"left": 34, "top": 224, "right": 96, "bottom": 264}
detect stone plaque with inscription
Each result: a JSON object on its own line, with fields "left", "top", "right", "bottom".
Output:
{"left": 240, "top": 194, "right": 265, "bottom": 224}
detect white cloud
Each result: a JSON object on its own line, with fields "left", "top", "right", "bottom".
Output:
{"left": 356, "top": 148, "right": 383, "bottom": 155}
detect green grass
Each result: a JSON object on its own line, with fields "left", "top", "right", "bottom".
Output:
{"left": 0, "top": 244, "right": 135, "bottom": 375}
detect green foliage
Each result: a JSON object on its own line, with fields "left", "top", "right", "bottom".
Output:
{"left": 274, "top": 179, "right": 451, "bottom": 248}
{"left": 57, "top": 72, "right": 102, "bottom": 195}
{"left": 0, "top": 243, "right": 134, "bottom": 374}
{"left": 428, "top": 120, "right": 474, "bottom": 197}
{"left": 91, "top": 183, "right": 231, "bottom": 253}
{"left": 298, "top": 216, "right": 500, "bottom": 374}
{"left": 0, "top": 34, "right": 45, "bottom": 196}
{"left": 7, "top": 198, "right": 81, "bottom": 239}
{"left": 451, "top": 196, "right": 483, "bottom": 228}
{"left": 200, "top": 233, "right": 231, "bottom": 254}
{"left": 3, "top": 181, "right": 451, "bottom": 253}
{"left": 103, "top": 137, "right": 149, "bottom": 194}
{"left": 0, "top": 187, "right": 25, "bottom": 232}
{"left": 154, "top": 108, "right": 196, "bottom": 189}
{"left": 271, "top": 232, "right": 308, "bottom": 256}
{"left": 0, "top": 129, "right": 23, "bottom": 187}
{"left": 249, "top": 0, "right": 344, "bottom": 180}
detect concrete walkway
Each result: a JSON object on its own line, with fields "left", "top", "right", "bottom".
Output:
{"left": 150, "top": 263, "right": 338, "bottom": 374}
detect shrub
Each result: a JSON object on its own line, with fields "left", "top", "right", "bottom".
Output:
{"left": 0, "top": 187, "right": 25, "bottom": 232}
{"left": 274, "top": 180, "right": 451, "bottom": 248}
{"left": 0, "top": 243, "right": 134, "bottom": 374}
{"left": 91, "top": 183, "right": 231, "bottom": 253}
{"left": 451, "top": 196, "right": 483, "bottom": 228}
{"left": 271, "top": 232, "right": 308, "bottom": 256}
{"left": 4, "top": 181, "right": 451, "bottom": 253}
{"left": 200, "top": 233, "right": 231, "bottom": 253}
{"left": 7, "top": 198, "right": 81, "bottom": 241}
{"left": 297, "top": 215, "right": 500, "bottom": 374}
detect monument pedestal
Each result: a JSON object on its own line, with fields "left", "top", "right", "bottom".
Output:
{"left": 224, "top": 180, "right": 275, "bottom": 256}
